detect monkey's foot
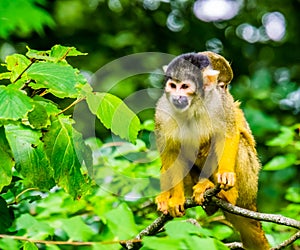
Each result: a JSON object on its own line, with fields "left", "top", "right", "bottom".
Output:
{"left": 155, "top": 192, "right": 170, "bottom": 215}
{"left": 216, "top": 172, "right": 236, "bottom": 190}
{"left": 155, "top": 192, "right": 185, "bottom": 217}
{"left": 168, "top": 195, "right": 185, "bottom": 217}
{"left": 192, "top": 179, "right": 215, "bottom": 205}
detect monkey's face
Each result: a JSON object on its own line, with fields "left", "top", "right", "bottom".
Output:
{"left": 165, "top": 78, "right": 196, "bottom": 112}
{"left": 163, "top": 53, "right": 221, "bottom": 113}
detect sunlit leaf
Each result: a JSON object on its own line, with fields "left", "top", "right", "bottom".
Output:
{"left": 61, "top": 216, "right": 95, "bottom": 241}
{"left": 87, "top": 92, "right": 140, "bottom": 143}
{"left": 0, "top": 127, "right": 14, "bottom": 192}
{"left": 264, "top": 154, "right": 297, "bottom": 171}
{"left": 0, "top": 0, "right": 54, "bottom": 39}
{"left": 23, "top": 242, "right": 38, "bottom": 250}
{"left": 32, "top": 96, "right": 61, "bottom": 115}
{"left": 43, "top": 116, "right": 92, "bottom": 198}
{"left": 267, "top": 127, "right": 294, "bottom": 147}
{"left": 165, "top": 221, "right": 212, "bottom": 239}
{"left": 27, "top": 61, "right": 85, "bottom": 98}
{"left": 104, "top": 203, "right": 138, "bottom": 239}
{"left": 0, "top": 85, "right": 34, "bottom": 121}
{"left": 3, "top": 54, "right": 31, "bottom": 82}
{"left": 285, "top": 187, "right": 300, "bottom": 203}
{"left": 16, "top": 214, "right": 54, "bottom": 239}
{"left": 50, "top": 45, "right": 88, "bottom": 60}
{"left": 142, "top": 237, "right": 183, "bottom": 250}
{"left": 5, "top": 124, "right": 55, "bottom": 190}
{"left": 26, "top": 45, "right": 87, "bottom": 62}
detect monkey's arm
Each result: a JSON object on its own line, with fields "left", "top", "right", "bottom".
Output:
{"left": 216, "top": 131, "right": 239, "bottom": 190}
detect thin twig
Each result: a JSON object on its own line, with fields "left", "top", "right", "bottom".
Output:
{"left": 211, "top": 196, "right": 300, "bottom": 229}
{"left": 14, "top": 188, "right": 39, "bottom": 204}
{"left": 56, "top": 97, "right": 86, "bottom": 115}
{"left": 0, "top": 234, "right": 141, "bottom": 246}
{"left": 270, "top": 231, "right": 300, "bottom": 250}
{"left": 13, "top": 59, "right": 36, "bottom": 83}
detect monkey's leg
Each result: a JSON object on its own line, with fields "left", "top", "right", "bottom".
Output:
{"left": 224, "top": 211, "right": 270, "bottom": 250}
{"left": 156, "top": 155, "right": 187, "bottom": 217}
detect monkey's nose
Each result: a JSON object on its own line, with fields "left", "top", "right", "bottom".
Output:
{"left": 172, "top": 96, "right": 189, "bottom": 109}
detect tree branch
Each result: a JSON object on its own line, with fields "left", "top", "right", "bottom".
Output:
{"left": 124, "top": 185, "right": 300, "bottom": 250}
{"left": 270, "top": 231, "right": 300, "bottom": 250}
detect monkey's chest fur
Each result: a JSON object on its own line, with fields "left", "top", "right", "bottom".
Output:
{"left": 161, "top": 113, "right": 215, "bottom": 165}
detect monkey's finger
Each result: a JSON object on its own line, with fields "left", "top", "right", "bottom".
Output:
{"left": 219, "top": 174, "right": 228, "bottom": 185}
{"left": 157, "top": 201, "right": 168, "bottom": 214}
{"left": 227, "top": 173, "right": 236, "bottom": 187}
{"left": 170, "top": 205, "right": 185, "bottom": 217}
{"left": 193, "top": 192, "right": 205, "bottom": 205}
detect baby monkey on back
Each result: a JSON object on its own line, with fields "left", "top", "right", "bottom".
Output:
{"left": 155, "top": 52, "right": 269, "bottom": 250}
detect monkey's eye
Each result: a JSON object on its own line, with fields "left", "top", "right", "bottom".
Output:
{"left": 169, "top": 82, "right": 177, "bottom": 89}
{"left": 181, "top": 84, "right": 189, "bottom": 89}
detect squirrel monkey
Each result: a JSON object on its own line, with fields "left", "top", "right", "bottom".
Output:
{"left": 155, "top": 52, "right": 269, "bottom": 250}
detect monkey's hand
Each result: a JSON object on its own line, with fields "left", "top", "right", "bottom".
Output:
{"left": 192, "top": 179, "right": 215, "bottom": 205}
{"left": 156, "top": 191, "right": 185, "bottom": 217}
{"left": 216, "top": 172, "right": 236, "bottom": 190}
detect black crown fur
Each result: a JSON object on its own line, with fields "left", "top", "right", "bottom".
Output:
{"left": 165, "top": 53, "right": 210, "bottom": 83}
{"left": 180, "top": 53, "right": 210, "bottom": 70}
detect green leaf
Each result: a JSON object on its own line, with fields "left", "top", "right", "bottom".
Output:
{"left": 0, "top": 85, "right": 34, "bottom": 121}
{"left": 5, "top": 124, "right": 54, "bottom": 189}
{"left": 0, "top": 127, "right": 14, "bottom": 192}
{"left": 210, "top": 224, "right": 233, "bottom": 240}
{"left": 50, "top": 45, "right": 88, "bottom": 60}
{"left": 43, "top": 116, "right": 91, "bottom": 198}
{"left": 32, "top": 96, "right": 60, "bottom": 115}
{"left": 267, "top": 127, "right": 294, "bottom": 147}
{"left": 61, "top": 216, "right": 95, "bottom": 241}
{"left": 165, "top": 221, "right": 212, "bottom": 239}
{"left": 23, "top": 242, "right": 38, "bottom": 250}
{"left": 141, "top": 237, "right": 183, "bottom": 250}
{"left": 141, "top": 119, "right": 155, "bottom": 131}
{"left": 0, "top": 197, "right": 13, "bottom": 233}
{"left": 244, "top": 108, "right": 280, "bottom": 136}
{"left": 16, "top": 214, "right": 54, "bottom": 239}
{"left": 4, "top": 54, "right": 31, "bottom": 82}
{"left": 0, "top": 238, "right": 20, "bottom": 250}
{"left": 251, "top": 69, "right": 272, "bottom": 100}
{"left": 26, "top": 45, "right": 87, "bottom": 62}
{"left": 104, "top": 203, "right": 138, "bottom": 239}
{"left": 87, "top": 92, "right": 140, "bottom": 143}
{"left": 264, "top": 154, "right": 297, "bottom": 171}
{"left": 0, "top": 0, "right": 54, "bottom": 39}
{"left": 285, "top": 187, "right": 300, "bottom": 203}
{"left": 0, "top": 72, "right": 11, "bottom": 80}
{"left": 27, "top": 61, "right": 85, "bottom": 98}
{"left": 25, "top": 48, "right": 51, "bottom": 61}
{"left": 185, "top": 237, "right": 223, "bottom": 250}
{"left": 28, "top": 102, "right": 49, "bottom": 129}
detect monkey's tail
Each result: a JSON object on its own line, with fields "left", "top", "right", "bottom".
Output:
{"left": 224, "top": 212, "right": 270, "bottom": 250}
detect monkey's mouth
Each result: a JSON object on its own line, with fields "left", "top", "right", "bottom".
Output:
{"left": 171, "top": 96, "right": 189, "bottom": 110}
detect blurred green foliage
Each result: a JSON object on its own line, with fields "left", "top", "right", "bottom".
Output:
{"left": 0, "top": 0, "right": 299, "bottom": 249}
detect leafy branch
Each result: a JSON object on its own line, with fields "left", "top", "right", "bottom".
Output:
{"left": 124, "top": 185, "right": 300, "bottom": 250}
{"left": 0, "top": 45, "right": 141, "bottom": 197}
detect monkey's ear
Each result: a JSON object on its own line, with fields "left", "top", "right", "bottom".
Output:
{"left": 162, "top": 65, "right": 168, "bottom": 73}
{"left": 203, "top": 68, "right": 220, "bottom": 86}
{"left": 198, "top": 51, "right": 233, "bottom": 86}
